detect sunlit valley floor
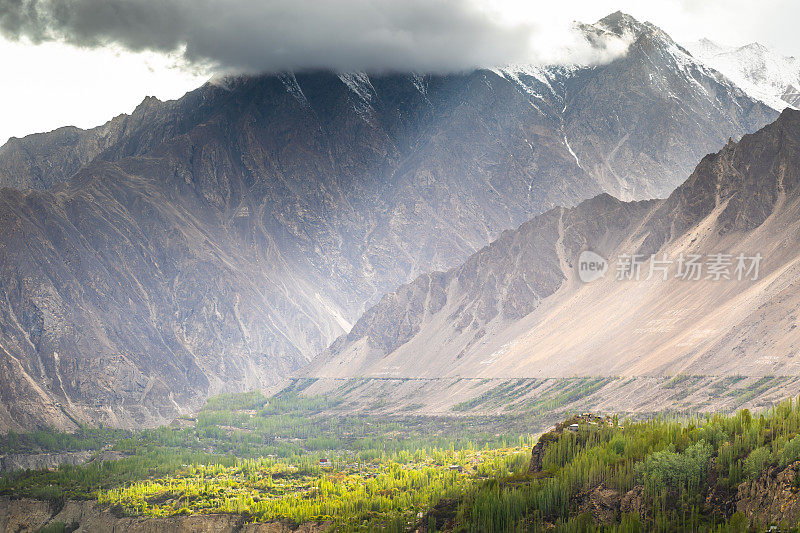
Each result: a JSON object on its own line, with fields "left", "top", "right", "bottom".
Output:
{"left": 3, "top": 383, "right": 800, "bottom": 531}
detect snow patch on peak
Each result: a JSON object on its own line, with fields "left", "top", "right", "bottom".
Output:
{"left": 689, "top": 38, "right": 733, "bottom": 58}
{"left": 491, "top": 65, "right": 550, "bottom": 97}
{"left": 411, "top": 74, "right": 428, "bottom": 96}
{"left": 338, "top": 72, "right": 377, "bottom": 123}
{"left": 338, "top": 73, "right": 374, "bottom": 103}
{"left": 491, "top": 64, "right": 583, "bottom": 106}
{"left": 494, "top": 64, "right": 582, "bottom": 83}
{"left": 740, "top": 42, "right": 770, "bottom": 54}
{"left": 278, "top": 73, "right": 309, "bottom": 107}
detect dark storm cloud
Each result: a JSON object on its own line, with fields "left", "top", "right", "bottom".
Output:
{"left": 0, "top": 0, "right": 628, "bottom": 73}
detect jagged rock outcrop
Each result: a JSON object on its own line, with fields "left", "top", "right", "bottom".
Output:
{"left": 0, "top": 90, "right": 227, "bottom": 191}
{"left": 736, "top": 461, "right": 800, "bottom": 525}
{"left": 576, "top": 484, "right": 624, "bottom": 524}
{"left": 528, "top": 417, "right": 581, "bottom": 474}
{"left": 703, "top": 458, "right": 737, "bottom": 521}
{"left": 0, "top": 452, "right": 92, "bottom": 473}
{"left": 415, "top": 498, "right": 459, "bottom": 533}
{"left": 572, "top": 460, "right": 800, "bottom": 527}
{"left": 571, "top": 484, "right": 646, "bottom": 524}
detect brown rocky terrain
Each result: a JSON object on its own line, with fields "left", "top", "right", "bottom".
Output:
{"left": 0, "top": 450, "right": 128, "bottom": 473}
{"left": 0, "top": 90, "right": 228, "bottom": 191}
{"left": 736, "top": 462, "right": 800, "bottom": 525}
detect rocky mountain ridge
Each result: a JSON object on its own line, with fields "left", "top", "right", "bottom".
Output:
{"left": 306, "top": 109, "right": 800, "bottom": 381}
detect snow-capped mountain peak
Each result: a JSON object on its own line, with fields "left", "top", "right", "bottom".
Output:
{"left": 595, "top": 10, "right": 644, "bottom": 36}
{"left": 686, "top": 38, "right": 800, "bottom": 110}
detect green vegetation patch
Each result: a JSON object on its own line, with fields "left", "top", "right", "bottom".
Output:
{"left": 451, "top": 397, "right": 800, "bottom": 531}
{"left": 0, "top": 389, "right": 535, "bottom": 530}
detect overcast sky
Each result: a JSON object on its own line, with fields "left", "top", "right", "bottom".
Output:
{"left": 0, "top": 0, "right": 798, "bottom": 145}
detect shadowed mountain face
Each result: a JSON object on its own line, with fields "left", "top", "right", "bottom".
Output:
{"left": 0, "top": 13, "right": 779, "bottom": 430}
{"left": 307, "top": 109, "right": 800, "bottom": 381}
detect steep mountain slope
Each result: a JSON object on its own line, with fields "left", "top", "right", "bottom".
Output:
{"left": 687, "top": 38, "right": 800, "bottom": 110}
{"left": 552, "top": 12, "right": 774, "bottom": 199}
{"left": 0, "top": 13, "right": 778, "bottom": 430}
{"left": 0, "top": 158, "right": 349, "bottom": 430}
{"left": 306, "top": 109, "right": 800, "bottom": 381}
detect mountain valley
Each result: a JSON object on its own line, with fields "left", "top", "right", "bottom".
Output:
{"left": 0, "top": 13, "right": 780, "bottom": 430}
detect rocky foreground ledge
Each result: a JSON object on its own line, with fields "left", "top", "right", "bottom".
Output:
{"left": 0, "top": 498, "right": 330, "bottom": 533}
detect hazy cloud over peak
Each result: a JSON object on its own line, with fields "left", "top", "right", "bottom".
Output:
{"left": 0, "top": 0, "right": 632, "bottom": 73}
